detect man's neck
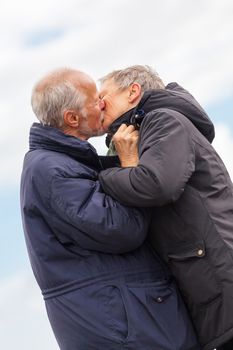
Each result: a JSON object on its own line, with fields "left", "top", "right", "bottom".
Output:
{"left": 62, "top": 126, "right": 88, "bottom": 141}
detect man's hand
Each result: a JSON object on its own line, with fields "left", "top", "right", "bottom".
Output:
{"left": 112, "top": 124, "right": 139, "bottom": 167}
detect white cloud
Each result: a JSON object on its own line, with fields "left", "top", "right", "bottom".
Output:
{"left": 0, "top": 270, "right": 58, "bottom": 349}
{"left": 1, "top": 2, "right": 233, "bottom": 347}
{"left": 0, "top": 0, "right": 233, "bottom": 188}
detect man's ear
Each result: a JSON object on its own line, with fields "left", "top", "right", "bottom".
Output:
{"left": 128, "top": 83, "right": 141, "bottom": 103}
{"left": 63, "top": 110, "right": 79, "bottom": 128}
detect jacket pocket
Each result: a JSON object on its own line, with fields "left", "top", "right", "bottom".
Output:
{"left": 168, "top": 240, "right": 222, "bottom": 306}
{"left": 126, "top": 277, "right": 173, "bottom": 301}
{"left": 125, "top": 278, "right": 199, "bottom": 349}
{"left": 54, "top": 282, "right": 129, "bottom": 344}
{"left": 103, "top": 285, "right": 129, "bottom": 342}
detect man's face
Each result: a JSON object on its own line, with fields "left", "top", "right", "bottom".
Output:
{"left": 99, "top": 79, "right": 130, "bottom": 132}
{"left": 78, "top": 81, "right": 105, "bottom": 138}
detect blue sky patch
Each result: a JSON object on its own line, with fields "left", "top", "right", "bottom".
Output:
{"left": 206, "top": 95, "right": 233, "bottom": 127}
{"left": 0, "top": 188, "right": 28, "bottom": 278}
{"left": 24, "top": 28, "right": 64, "bottom": 47}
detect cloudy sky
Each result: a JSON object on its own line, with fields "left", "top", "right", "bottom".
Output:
{"left": 0, "top": 0, "right": 233, "bottom": 348}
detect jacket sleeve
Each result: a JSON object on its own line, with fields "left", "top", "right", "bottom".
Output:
{"left": 49, "top": 174, "right": 150, "bottom": 254}
{"left": 99, "top": 110, "right": 195, "bottom": 207}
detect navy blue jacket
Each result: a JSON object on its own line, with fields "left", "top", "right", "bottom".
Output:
{"left": 20, "top": 123, "right": 199, "bottom": 350}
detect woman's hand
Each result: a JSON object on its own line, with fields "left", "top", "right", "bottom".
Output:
{"left": 112, "top": 124, "right": 139, "bottom": 167}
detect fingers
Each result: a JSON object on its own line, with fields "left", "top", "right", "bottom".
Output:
{"left": 114, "top": 124, "right": 137, "bottom": 138}
{"left": 117, "top": 124, "right": 136, "bottom": 132}
{"left": 112, "top": 124, "right": 139, "bottom": 167}
{"left": 130, "top": 130, "right": 139, "bottom": 137}
{"left": 113, "top": 130, "right": 138, "bottom": 143}
{"left": 117, "top": 123, "right": 128, "bottom": 132}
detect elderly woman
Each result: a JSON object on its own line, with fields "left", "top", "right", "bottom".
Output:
{"left": 99, "top": 65, "right": 233, "bottom": 350}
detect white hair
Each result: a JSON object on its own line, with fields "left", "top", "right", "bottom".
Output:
{"left": 100, "top": 65, "right": 165, "bottom": 92}
{"left": 31, "top": 68, "right": 86, "bottom": 128}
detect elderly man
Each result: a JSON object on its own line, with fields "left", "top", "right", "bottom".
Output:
{"left": 98, "top": 65, "right": 233, "bottom": 350}
{"left": 20, "top": 68, "right": 199, "bottom": 350}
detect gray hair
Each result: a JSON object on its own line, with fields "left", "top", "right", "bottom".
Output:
{"left": 100, "top": 65, "right": 165, "bottom": 92}
{"left": 31, "top": 68, "right": 86, "bottom": 128}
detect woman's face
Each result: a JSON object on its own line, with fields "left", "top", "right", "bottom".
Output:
{"left": 99, "top": 79, "right": 131, "bottom": 132}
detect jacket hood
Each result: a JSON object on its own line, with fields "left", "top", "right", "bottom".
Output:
{"left": 29, "top": 122, "right": 101, "bottom": 169}
{"left": 106, "top": 83, "right": 215, "bottom": 146}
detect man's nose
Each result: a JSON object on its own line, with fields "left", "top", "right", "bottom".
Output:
{"left": 99, "top": 99, "right": 106, "bottom": 110}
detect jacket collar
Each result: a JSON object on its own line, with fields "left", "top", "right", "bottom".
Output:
{"left": 29, "top": 123, "right": 102, "bottom": 169}
{"left": 106, "top": 92, "right": 151, "bottom": 143}
{"left": 105, "top": 92, "right": 151, "bottom": 147}
{"left": 106, "top": 83, "right": 215, "bottom": 147}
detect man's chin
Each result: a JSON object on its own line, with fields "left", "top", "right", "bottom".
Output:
{"left": 96, "top": 129, "right": 106, "bottom": 137}
{"left": 97, "top": 124, "right": 108, "bottom": 136}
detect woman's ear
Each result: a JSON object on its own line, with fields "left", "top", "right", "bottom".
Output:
{"left": 128, "top": 83, "right": 142, "bottom": 103}
{"left": 63, "top": 110, "right": 79, "bottom": 128}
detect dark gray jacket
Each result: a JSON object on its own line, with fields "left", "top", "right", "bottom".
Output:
{"left": 99, "top": 83, "right": 233, "bottom": 350}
